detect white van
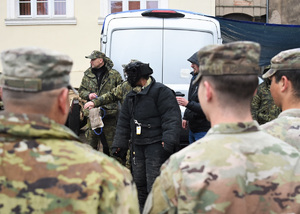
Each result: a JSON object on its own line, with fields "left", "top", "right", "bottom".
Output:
{"left": 100, "top": 9, "right": 222, "bottom": 145}
{"left": 101, "top": 9, "right": 222, "bottom": 99}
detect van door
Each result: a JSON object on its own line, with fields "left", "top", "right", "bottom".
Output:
{"left": 162, "top": 18, "right": 218, "bottom": 96}
{"left": 105, "top": 17, "right": 164, "bottom": 82}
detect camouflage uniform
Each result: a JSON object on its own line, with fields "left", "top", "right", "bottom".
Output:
{"left": 261, "top": 48, "right": 300, "bottom": 150}
{"left": 143, "top": 121, "right": 300, "bottom": 214}
{"left": 251, "top": 81, "right": 281, "bottom": 124}
{"left": 0, "top": 112, "right": 139, "bottom": 214}
{"left": 78, "top": 51, "right": 122, "bottom": 154}
{"left": 0, "top": 47, "right": 139, "bottom": 213}
{"left": 143, "top": 42, "right": 300, "bottom": 214}
{"left": 262, "top": 109, "right": 300, "bottom": 150}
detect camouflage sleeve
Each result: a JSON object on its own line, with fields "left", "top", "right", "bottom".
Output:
{"left": 93, "top": 83, "right": 123, "bottom": 107}
{"left": 100, "top": 160, "right": 140, "bottom": 214}
{"left": 251, "top": 84, "right": 262, "bottom": 120}
{"left": 78, "top": 72, "right": 92, "bottom": 100}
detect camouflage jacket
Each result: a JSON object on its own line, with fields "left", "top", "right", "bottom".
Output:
{"left": 251, "top": 82, "right": 281, "bottom": 124}
{"left": 93, "top": 81, "right": 132, "bottom": 107}
{"left": 143, "top": 121, "right": 300, "bottom": 214}
{"left": 0, "top": 112, "right": 139, "bottom": 214}
{"left": 78, "top": 63, "right": 122, "bottom": 117}
{"left": 261, "top": 108, "right": 300, "bottom": 151}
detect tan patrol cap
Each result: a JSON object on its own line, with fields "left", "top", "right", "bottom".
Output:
{"left": 193, "top": 41, "right": 261, "bottom": 84}
{"left": 262, "top": 48, "right": 300, "bottom": 78}
{"left": 0, "top": 47, "right": 75, "bottom": 93}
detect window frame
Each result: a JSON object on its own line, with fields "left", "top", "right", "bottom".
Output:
{"left": 5, "top": 0, "right": 76, "bottom": 26}
{"left": 99, "top": 0, "right": 168, "bottom": 24}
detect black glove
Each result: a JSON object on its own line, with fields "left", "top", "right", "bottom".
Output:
{"left": 111, "top": 147, "right": 127, "bottom": 160}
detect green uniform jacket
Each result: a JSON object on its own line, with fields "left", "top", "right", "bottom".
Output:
{"left": 143, "top": 121, "right": 300, "bottom": 214}
{"left": 251, "top": 82, "right": 281, "bottom": 125}
{"left": 0, "top": 112, "right": 139, "bottom": 214}
{"left": 261, "top": 108, "right": 300, "bottom": 151}
{"left": 78, "top": 65, "right": 123, "bottom": 117}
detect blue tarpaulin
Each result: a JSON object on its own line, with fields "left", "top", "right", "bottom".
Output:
{"left": 212, "top": 17, "right": 300, "bottom": 66}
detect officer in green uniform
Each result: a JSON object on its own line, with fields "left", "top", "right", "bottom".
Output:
{"left": 78, "top": 50, "right": 122, "bottom": 155}
{"left": 143, "top": 42, "right": 300, "bottom": 214}
{"left": 0, "top": 47, "right": 139, "bottom": 214}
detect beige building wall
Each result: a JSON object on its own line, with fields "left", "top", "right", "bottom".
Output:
{"left": 216, "top": 0, "right": 266, "bottom": 21}
{"left": 0, "top": 0, "right": 215, "bottom": 87}
{"left": 169, "top": 0, "right": 215, "bottom": 15}
{"left": 269, "top": 0, "right": 300, "bottom": 24}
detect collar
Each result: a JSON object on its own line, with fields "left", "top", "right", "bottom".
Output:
{"left": 278, "top": 109, "right": 300, "bottom": 118}
{"left": 132, "top": 77, "right": 153, "bottom": 93}
{"left": 0, "top": 112, "right": 80, "bottom": 141}
{"left": 207, "top": 121, "right": 260, "bottom": 135}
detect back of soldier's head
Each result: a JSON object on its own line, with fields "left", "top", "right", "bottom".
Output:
{"left": 0, "top": 47, "right": 74, "bottom": 111}
{"left": 194, "top": 41, "right": 260, "bottom": 104}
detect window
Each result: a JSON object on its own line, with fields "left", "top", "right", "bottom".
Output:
{"left": 99, "top": 0, "right": 168, "bottom": 24}
{"left": 6, "top": 0, "right": 75, "bottom": 25}
{"left": 110, "top": 0, "right": 159, "bottom": 13}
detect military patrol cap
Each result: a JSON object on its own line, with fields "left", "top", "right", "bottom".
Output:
{"left": 262, "top": 48, "right": 300, "bottom": 78}
{"left": 194, "top": 41, "right": 261, "bottom": 84}
{"left": 85, "top": 50, "right": 105, "bottom": 60}
{"left": 0, "top": 47, "right": 75, "bottom": 93}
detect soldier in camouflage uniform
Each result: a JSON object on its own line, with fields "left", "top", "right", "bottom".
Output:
{"left": 261, "top": 48, "right": 300, "bottom": 151}
{"left": 251, "top": 75, "right": 281, "bottom": 124}
{"left": 0, "top": 47, "right": 139, "bottom": 214}
{"left": 143, "top": 42, "right": 300, "bottom": 214}
{"left": 78, "top": 50, "right": 122, "bottom": 155}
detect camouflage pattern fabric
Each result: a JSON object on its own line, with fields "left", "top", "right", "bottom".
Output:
{"left": 143, "top": 121, "right": 300, "bottom": 214}
{"left": 263, "top": 47, "right": 300, "bottom": 78}
{"left": 0, "top": 112, "right": 139, "bottom": 213}
{"left": 194, "top": 41, "right": 260, "bottom": 83}
{"left": 78, "top": 61, "right": 122, "bottom": 153}
{"left": 261, "top": 109, "right": 300, "bottom": 151}
{"left": 93, "top": 81, "right": 132, "bottom": 107}
{"left": 0, "top": 47, "right": 73, "bottom": 92}
{"left": 251, "top": 81, "right": 281, "bottom": 124}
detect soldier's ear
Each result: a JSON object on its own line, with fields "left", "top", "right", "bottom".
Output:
{"left": 280, "top": 76, "right": 289, "bottom": 93}
{"left": 58, "top": 88, "right": 70, "bottom": 115}
{"left": 203, "top": 81, "right": 213, "bottom": 102}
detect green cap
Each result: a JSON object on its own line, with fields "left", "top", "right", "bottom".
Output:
{"left": 0, "top": 47, "right": 75, "bottom": 93}
{"left": 262, "top": 48, "right": 300, "bottom": 78}
{"left": 193, "top": 41, "right": 261, "bottom": 84}
{"left": 85, "top": 50, "right": 105, "bottom": 60}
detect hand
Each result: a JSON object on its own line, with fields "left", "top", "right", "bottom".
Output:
{"left": 182, "top": 119, "right": 188, "bottom": 129}
{"left": 84, "top": 101, "right": 95, "bottom": 110}
{"left": 162, "top": 142, "right": 164, "bottom": 147}
{"left": 176, "top": 97, "right": 188, "bottom": 107}
{"left": 89, "top": 93, "right": 98, "bottom": 100}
